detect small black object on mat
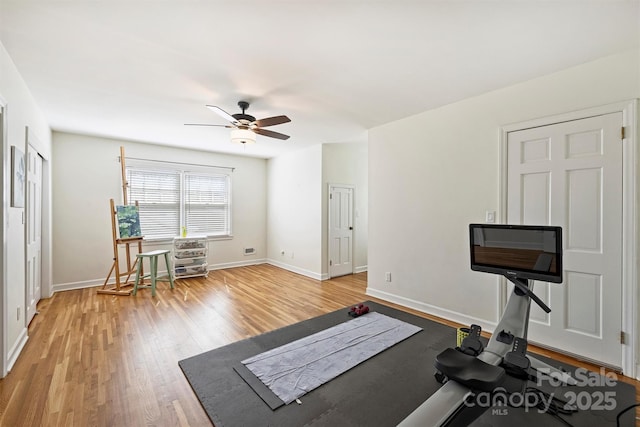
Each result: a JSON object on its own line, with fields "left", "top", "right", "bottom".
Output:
{"left": 179, "top": 301, "right": 636, "bottom": 426}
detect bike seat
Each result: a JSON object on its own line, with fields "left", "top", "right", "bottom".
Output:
{"left": 434, "top": 347, "right": 506, "bottom": 392}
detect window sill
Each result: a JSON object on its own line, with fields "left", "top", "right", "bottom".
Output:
{"left": 207, "top": 235, "right": 233, "bottom": 241}
{"left": 141, "top": 235, "right": 233, "bottom": 245}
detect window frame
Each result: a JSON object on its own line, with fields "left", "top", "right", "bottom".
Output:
{"left": 125, "top": 160, "right": 232, "bottom": 242}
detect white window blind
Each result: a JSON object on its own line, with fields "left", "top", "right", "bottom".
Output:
{"left": 125, "top": 165, "right": 231, "bottom": 240}
{"left": 185, "top": 172, "right": 230, "bottom": 236}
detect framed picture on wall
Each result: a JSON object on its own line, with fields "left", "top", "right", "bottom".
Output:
{"left": 11, "top": 146, "right": 25, "bottom": 208}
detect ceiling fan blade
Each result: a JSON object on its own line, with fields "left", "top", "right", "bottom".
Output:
{"left": 206, "top": 105, "right": 238, "bottom": 124}
{"left": 254, "top": 128, "right": 290, "bottom": 140}
{"left": 184, "top": 123, "right": 233, "bottom": 128}
{"left": 254, "top": 115, "right": 291, "bottom": 128}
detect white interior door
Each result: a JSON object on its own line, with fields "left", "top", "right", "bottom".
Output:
{"left": 328, "top": 185, "right": 354, "bottom": 278}
{"left": 507, "top": 112, "right": 623, "bottom": 368}
{"left": 26, "top": 144, "right": 42, "bottom": 325}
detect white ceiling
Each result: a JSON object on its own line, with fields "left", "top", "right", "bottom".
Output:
{"left": 1, "top": 1, "right": 638, "bottom": 159}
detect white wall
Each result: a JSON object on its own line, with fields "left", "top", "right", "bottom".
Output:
{"left": 52, "top": 132, "right": 267, "bottom": 290}
{"left": 54, "top": 133, "right": 367, "bottom": 288}
{"left": 322, "top": 142, "right": 368, "bottom": 274}
{"left": 266, "top": 145, "right": 323, "bottom": 278}
{"left": 266, "top": 142, "right": 368, "bottom": 280}
{"left": 0, "top": 42, "right": 52, "bottom": 373}
{"left": 368, "top": 49, "right": 640, "bottom": 330}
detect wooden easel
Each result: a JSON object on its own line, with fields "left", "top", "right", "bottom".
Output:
{"left": 98, "top": 147, "right": 143, "bottom": 295}
{"left": 98, "top": 199, "right": 143, "bottom": 295}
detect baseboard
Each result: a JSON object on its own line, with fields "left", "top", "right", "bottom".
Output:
{"left": 53, "top": 278, "right": 107, "bottom": 293}
{"left": 207, "top": 259, "right": 267, "bottom": 271}
{"left": 266, "top": 259, "right": 323, "bottom": 281}
{"left": 365, "top": 287, "right": 497, "bottom": 333}
{"left": 53, "top": 274, "right": 151, "bottom": 293}
{"left": 354, "top": 265, "right": 368, "bottom": 274}
{"left": 52, "top": 259, "right": 271, "bottom": 293}
{"left": 53, "top": 259, "right": 328, "bottom": 292}
{"left": 6, "top": 327, "right": 28, "bottom": 373}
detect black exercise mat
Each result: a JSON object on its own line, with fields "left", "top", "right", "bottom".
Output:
{"left": 233, "top": 362, "right": 285, "bottom": 409}
{"left": 179, "top": 301, "right": 636, "bottom": 426}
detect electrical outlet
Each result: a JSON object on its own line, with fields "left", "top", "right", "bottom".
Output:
{"left": 385, "top": 272, "right": 392, "bottom": 282}
{"left": 16, "top": 307, "right": 20, "bottom": 321}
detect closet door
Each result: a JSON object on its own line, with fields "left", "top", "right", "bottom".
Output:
{"left": 507, "top": 112, "right": 623, "bottom": 368}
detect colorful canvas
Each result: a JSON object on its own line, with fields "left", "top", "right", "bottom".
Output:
{"left": 116, "top": 205, "right": 142, "bottom": 239}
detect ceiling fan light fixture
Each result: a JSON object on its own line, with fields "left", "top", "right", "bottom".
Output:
{"left": 189, "top": 101, "right": 290, "bottom": 142}
{"left": 230, "top": 128, "right": 256, "bottom": 144}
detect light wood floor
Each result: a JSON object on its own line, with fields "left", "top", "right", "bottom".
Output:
{"left": 0, "top": 264, "right": 637, "bottom": 426}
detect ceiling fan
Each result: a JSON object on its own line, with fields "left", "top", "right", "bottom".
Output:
{"left": 186, "top": 101, "right": 291, "bottom": 144}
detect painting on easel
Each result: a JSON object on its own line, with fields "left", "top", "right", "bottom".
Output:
{"left": 116, "top": 205, "right": 142, "bottom": 239}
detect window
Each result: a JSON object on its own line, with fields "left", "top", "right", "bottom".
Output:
{"left": 184, "top": 172, "right": 230, "bottom": 236}
{"left": 126, "top": 164, "right": 231, "bottom": 240}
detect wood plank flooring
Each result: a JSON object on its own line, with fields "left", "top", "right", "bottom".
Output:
{"left": 0, "top": 264, "right": 637, "bottom": 426}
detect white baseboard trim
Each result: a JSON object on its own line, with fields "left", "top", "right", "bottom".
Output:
{"left": 207, "top": 259, "right": 267, "bottom": 271}
{"left": 54, "top": 278, "right": 107, "bottom": 293}
{"left": 52, "top": 259, "right": 331, "bottom": 293}
{"left": 266, "top": 259, "right": 323, "bottom": 281}
{"left": 6, "top": 327, "right": 28, "bottom": 373}
{"left": 354, "top": 265, "right": 368, "bottom": 274}
{"left": 365, "top": 287, "right": 497, "bottom": 333}
{"left": 52, "top": 259, "right": 272, "bottom": 293}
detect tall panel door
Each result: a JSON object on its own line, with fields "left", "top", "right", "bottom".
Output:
{"left": 26, "top": 144, "right": 43, "bottom": 325}
{"left": 329, "top": 185, "right": 354, "bottom": 278}
{"left": 507, "top": 112, "right": 623, "bottom": 368}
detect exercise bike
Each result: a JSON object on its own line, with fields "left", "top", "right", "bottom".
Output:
{"left": 398, "top": 224, "right": 575, "bottom": 426}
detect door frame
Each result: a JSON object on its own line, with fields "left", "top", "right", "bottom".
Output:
{"left": 25, "top": 131, "right": 43, "bottom": 324}
{"left": 498, "top": 100, "right": 638, "bottom": 377}
{"left": 24, "top": 127, "right": 52, "bottom": 301}
{"left": 0, "top": 96, "right": 7, "bottom": 377}
{"left": 328, "top": 183, "right": 355, "bottom": 278}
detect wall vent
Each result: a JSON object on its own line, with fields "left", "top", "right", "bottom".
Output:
{"left": 244, "top": 247, "right": 256, "bottom": 255}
